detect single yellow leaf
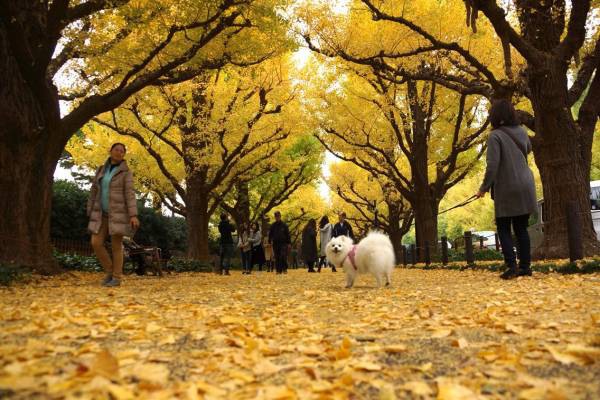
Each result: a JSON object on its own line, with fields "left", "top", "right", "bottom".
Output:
{"left": 451, "top": 338, "right": 469, "bottom": 349}
{"left": 505, "top": 324, "right": 523, "bottom": 334}
{"left": 384, "top": 344, "right": 407, "bottom": 353}
{"left": 91, "top": 349, "right": 119, "bottom": 379}
{"left": 130, "top": 363, "right": 169, "bottom": 385}
{"left": 379, "top": 385, "right": 397, "bottom": 400}
{"left": 352, "top": 361, "right": 382, "bottom": 371}
{"left": 107, "top": 383, "right": 135, "bottom": 400}
{"left": 431, "top": 329, "right": 453, "bottom": 339}
{"left": 400, "top": 381, "right": 433, "bottom": 396}
{"left": 436, "top": 379, "right": 479, "bottom": 400}
{"left": 342, "top": 337, "right": 352, "bottom": 349}
{"left": 195, "top": 380, "right": 227, "bottom": 396}
{"left": 145, "top": 322, "right": 162, "bottom": 333}
{"left": 260, "top": 385, "right": 297, "bottom": 399}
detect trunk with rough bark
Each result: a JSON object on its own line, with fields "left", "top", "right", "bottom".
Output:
{"left": 386, "top": 202, "right": 405, "bottom": 262}
{"left": 412, "top": 196, "right": 439, "bottom": 262}
{"left": 528, "top": 62, "right": 597, "bottom": 258}
{"left": 0, "top": 23, "right": 64, "bottom": 272}
{"left": 0, "top": 143, "right": 62, "bottom": 272}
{"left": 227, "top": 182, "right": 251, "bottom": 229}
{"left": 185, "top": 175, "right": 211, "bottom": 261}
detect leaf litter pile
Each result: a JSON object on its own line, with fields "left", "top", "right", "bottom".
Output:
{"left": 1, "top": 269, "right": 600, "bottom": 399}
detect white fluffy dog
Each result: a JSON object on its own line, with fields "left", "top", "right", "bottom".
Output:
{"left": 326, "top": 232, "right": 395, "bottom": 288}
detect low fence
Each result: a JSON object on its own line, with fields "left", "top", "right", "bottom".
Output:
{"left": 401, "top": 231, "right": 501, "bottom": 267}
{"left": 51, "top": 238, "right": 94, "bottom": 256}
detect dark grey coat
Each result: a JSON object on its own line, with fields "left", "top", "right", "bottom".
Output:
{"left": 479, "top": 125, "right": 537, "bottom": 218}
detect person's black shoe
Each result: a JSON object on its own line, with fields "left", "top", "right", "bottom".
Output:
{"left": 224, "top": 270, "right": 231, "bottom": 276}
{"left": 518, "top": 266, "right": 533, "bottom": 277}
{"left": 331, "top": 266, "right": 337, "bottom": 272}
{"left": 500, "top": 265, "right": 519, "bottom": 280}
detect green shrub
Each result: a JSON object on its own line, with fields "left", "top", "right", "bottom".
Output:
{"left": 54, "top": 252, "right": 103, "bottom": 272}
{"left": 167, "top": 258, "right": 213, "bottom": 273}
{"left": 0, "top": 263, "right": 29, "bottom": 286}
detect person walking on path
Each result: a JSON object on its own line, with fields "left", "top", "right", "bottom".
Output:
{"left": 302, "top": 219, "right": 319, "bottom": 273}
{"left": 88, "top": 143, "right": 139, "bottom": 287}
{"left": 263, "top": 235, "right": 273, "bottom": 272}
{"left": 318, "top": 215, "right": 333, "bottom": 272}
{"left": 237, "top": 223, "right": 252, "bottom": 274}
{"left": 218, "top": 213, "right": 235, "bottom": 275}
{"left": 476, "top": 99, "right": 537, "bottom": 280}
{"left": 269, "top": 211, "right": 291, "bottom": 274}
{"left": 249, "top": 222, "right": 266, "bottom": 272}
{"left": 332, "top": 212, "right": 355, "bottom": 241}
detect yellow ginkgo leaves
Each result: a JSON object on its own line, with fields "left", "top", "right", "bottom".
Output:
{"left": 1, "top": 268, "right": 599, "bottom": 399}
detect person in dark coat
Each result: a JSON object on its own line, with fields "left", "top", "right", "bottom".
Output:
{"left": 301, "top": 219, "right": 318, "bottom": 273}
{"left": 477, "top": 99, "right": 537, "bottom": 280}
{"left": 332, "top": 212, "right": 355, "bottom": 241}
{"left": 268, "top": 211, "right": 291, "bottom": 274}
{"left": 218, "top": 213, "right": 235, "bottom": 275}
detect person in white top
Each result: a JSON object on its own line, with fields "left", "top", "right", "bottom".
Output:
{"left": 237, "top": 223, "right": 251, "bottom": 274}
{"left": 318, "top": 215, "right": 334, "bottom": 272}
{"left": 249, "top": 222, "right": 265, "bottom": 271}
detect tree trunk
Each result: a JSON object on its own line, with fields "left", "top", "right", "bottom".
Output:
{"left": 0, "top": 144, "right": 61, "bottom": 272}
{"left": 528, "top": 62, "right": 598, "bottom": 258}
{"left": 411, "top": 196, "right": 439, "bottom": 262}
{"left": 386, "top": 201, "right": 405, "bottom": 261}
{"left": 0, "top": 26, "right": 64, "bottom": 272}
{"left": 185, "top": 176, "right": 211, "bottom": 261}
{"left": 228, "top": 182, "right": 251, "bottom": 229}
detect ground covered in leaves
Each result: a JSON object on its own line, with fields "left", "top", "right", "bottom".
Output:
{"left": 1, "top": 269, "right": 600, "bottom": 399}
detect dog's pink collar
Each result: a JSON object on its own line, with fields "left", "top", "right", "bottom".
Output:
{"left": 342, "top": 245, "right": 358, "bottom": 270}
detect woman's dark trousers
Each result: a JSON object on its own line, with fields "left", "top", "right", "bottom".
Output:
{"left": 240, "top": 250, "right": 251, "bottom": 273}
{"left": 496, "top": 214, "right": 531, "bottom": 270}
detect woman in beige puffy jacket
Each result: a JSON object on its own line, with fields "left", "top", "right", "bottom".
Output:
{"left": 87, "top": 143, "right": 139, "bottom": 287}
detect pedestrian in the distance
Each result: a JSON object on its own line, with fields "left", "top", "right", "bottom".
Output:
{"left": 477, "top": 99, "right": 537, "bottom": 279}
{"left": 249, "top": 222, "right": 266, "bottom": 272}
{"left": 263, "top": 235, "right": 273, "bottom": 272}
{"left": 332, "top": 212, "right": 355, "bottom": 241}
{"left": 301, "top": 219, "right": 318, "bottom": 273}
{"left": 218, "top": 213, "right": 235, "bottom": 275}
{"left": 268, "top": 211, "right": 291, "bottom": 274}
{"left": 237, "top": 223, "right": 252, "bottom": 274}
{"left": 87, "top": 143, "right": 139, "bottom": 287}
{"left": 318, "top": 215, "right": 333, "bottom": 272}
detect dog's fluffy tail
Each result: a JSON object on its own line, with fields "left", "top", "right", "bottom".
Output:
{"left": 362, "top": 231, "right": 396, "bottom": 266}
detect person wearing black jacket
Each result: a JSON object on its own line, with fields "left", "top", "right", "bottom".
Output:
{"left": 218, "top": 213, "right": 235, "bottom": 275}
{"left": 268, "top": 211, "right": 291, "bottom": 274}
{"left": 301, "top": 219, "right": 318, "bottom": 273}
{"left": 332, "top": 212, "right": 355, "bottom": 241}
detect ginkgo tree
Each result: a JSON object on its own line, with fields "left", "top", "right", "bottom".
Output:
{"left": 302, "top": 0, "right": 600, "bottom": 257}
{"left": 220, "top": 134, "right": 324, "bottom": 230}
{"left": 327, "top": 161, "right": 413, "bottom": 259}
{"left": 0, "top": 0, "right": 292, "bottom": 271}
{"left": 307, "top": 59, "right": 488, "bottom": 260}
{"left": 68, "top": 58, "right": 311, "bottom": 261}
